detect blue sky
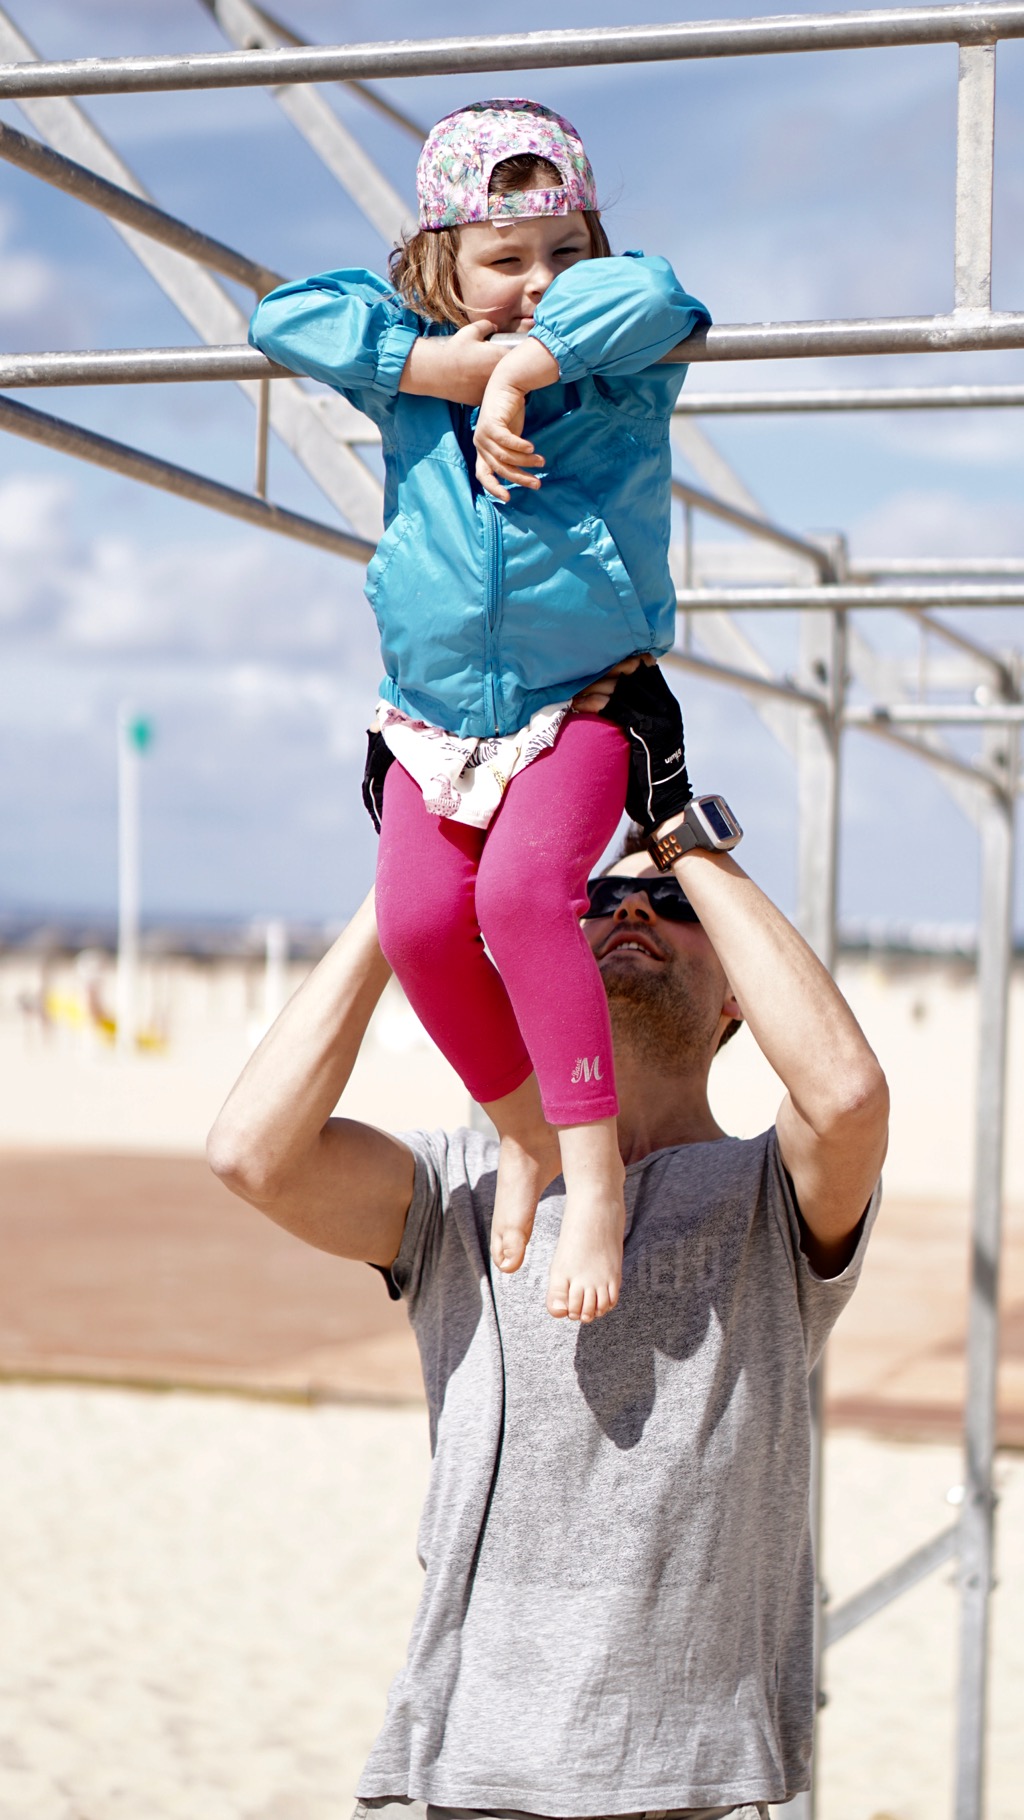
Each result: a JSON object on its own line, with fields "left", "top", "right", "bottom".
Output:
{"left": 0, "top": 0, "right": 1021, "bottom": 935}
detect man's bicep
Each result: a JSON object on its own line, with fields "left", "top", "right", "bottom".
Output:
{"left": 256, "top": 1118, "right": 416, "bottom": 1269}
{"left": 775, "top": 1088, "right": 887, "bottom": 1267}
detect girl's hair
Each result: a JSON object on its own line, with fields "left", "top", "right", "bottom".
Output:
{"left": 389, "top": 154, "right": 611, "bottom": 326}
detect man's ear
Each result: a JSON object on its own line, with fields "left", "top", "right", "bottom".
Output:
{"left": 722, "top": 985, "right": 742, "bottom": 1023}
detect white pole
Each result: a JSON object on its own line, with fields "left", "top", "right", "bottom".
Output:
{"left": 263, "top": 917, "right": 288, "bottom": 1028}
{"left": 115, "top": 704, "right": 151, "bottom": 1056}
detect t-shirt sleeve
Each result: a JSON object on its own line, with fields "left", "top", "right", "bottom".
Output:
{"left": 387, "top": 1128, "right": 451, "bottom": 1308}
{"left": 248, "top": 267, "right": 420, "bottom": 422}
{"left": 765, "top": 1128, "right": 881, "bottom": 1369}
{"left": 528, "top": 252, "right": 710, "bottom": 385}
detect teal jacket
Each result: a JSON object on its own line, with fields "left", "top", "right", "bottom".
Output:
{"left": 249, "top": 254, "right": 710, "bottom": 738}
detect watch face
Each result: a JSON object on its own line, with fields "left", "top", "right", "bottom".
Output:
{"left": 693, "top": 796, "right": 743, "bottom": 848}
{"left": 702, "top": 800, "right": 734, "bottom": 840}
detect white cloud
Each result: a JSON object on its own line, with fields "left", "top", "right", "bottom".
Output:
{"left": 0, "top": 202, "right": 59, "bottom": 322}
{"left": 0, "top": 472, "right": 71, "bottom": 556}
{"left": 849, "top": 487, "right": 1024, "bottom": 559}
{"left": 881, "top": 413, "right": 1024, "bottom": 469}
{"left": 0, "top": 471, "right": 377, "bottom": 666}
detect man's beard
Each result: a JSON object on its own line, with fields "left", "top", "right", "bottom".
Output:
{"left": 601, "top": 951, "right": 717, "bottom": 1074}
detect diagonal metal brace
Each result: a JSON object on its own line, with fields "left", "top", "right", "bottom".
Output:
{"left": 824, "top": 1522, "right": 960, "bottom": 1650}
{"left": 0, "top": 392, "right": 374, "bottom": 563}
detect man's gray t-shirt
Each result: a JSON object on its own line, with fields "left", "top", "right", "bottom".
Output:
{"left": 358, "top": 1127, "right": 878, "bottom": 1816}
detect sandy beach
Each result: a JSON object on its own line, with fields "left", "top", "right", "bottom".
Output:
{"left": 2, "top": 950, "right": 1023, "bottom": 1817}
{"left": 0, "top": 1384, "right": 1021, "bottom": 1820}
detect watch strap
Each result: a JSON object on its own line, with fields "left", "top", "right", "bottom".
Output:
{"left": 648, "top": 818, "right": 699, "bottom": 872}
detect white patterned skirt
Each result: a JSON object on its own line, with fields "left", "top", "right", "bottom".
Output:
{"left": 376, "top": 698, "right": 571, "bottom": 831}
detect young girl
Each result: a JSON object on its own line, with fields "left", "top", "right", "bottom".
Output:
{"left": 250, "top": 98, "right": 710, "bottom": 1323}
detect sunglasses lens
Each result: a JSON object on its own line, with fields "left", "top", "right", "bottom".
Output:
{"left": 584, "top": 878, "right": 699, "bottom": 922}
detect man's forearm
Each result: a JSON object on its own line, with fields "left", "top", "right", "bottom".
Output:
{"left": 673, "top": 849, "right": 885, "bottom": 1131}
{"left": 671, "top": 847, "right": 888, "bottom": 1260}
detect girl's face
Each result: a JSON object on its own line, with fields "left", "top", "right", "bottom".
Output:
{"left": 454, "top": 212, "right": 591, "bottom": 332}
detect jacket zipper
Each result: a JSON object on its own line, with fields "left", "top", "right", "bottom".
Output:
{"left": 481, "top": 497, "right": 502, "bottom": 733}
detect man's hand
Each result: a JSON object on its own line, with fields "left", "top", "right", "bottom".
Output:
{"left": 600, "top": 663, "right": 693, "bottom": 834}
{"left": 399, "top": 320, "right": 505, "bottom": 406}
{"left": 571, "top": 653, "right": 655, "bottom": 714}
{"left": 474, "top": 337, "right": 560, "bottom": 502}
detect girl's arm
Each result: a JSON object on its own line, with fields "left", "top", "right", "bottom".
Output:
{"left": 249, "top": 269, "right": 420, "bottom": 420}
{"left": 399, "top": 320, "right": 508, "bottom": 405}
{"left": 473, "top": 256, "right": 710, "bottom": 497}
{"left": 251, "top": 271, "right": 509, "bottom": 411}
{"left": 529, "top": 252, "right": 710, "bottom": 381}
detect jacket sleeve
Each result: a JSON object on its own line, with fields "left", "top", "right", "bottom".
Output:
{"left": 528, "top": 252, "right": 710, "bottom": 383}
{"left": 248, "top": 268, "right": 421, "bottom": 420}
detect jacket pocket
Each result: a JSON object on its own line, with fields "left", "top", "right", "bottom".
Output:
{"left": 576, "top": 509, "right": 656, "bottom": 654}
{"left": 499, "top": 487, "right": 656, "bottom": 697}
{"left": 364, "top": 512, "right": 413, "bottom": 612}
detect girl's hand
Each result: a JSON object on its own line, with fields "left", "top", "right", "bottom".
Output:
{"left": 474, "top": 373, "right": 543, "bottom": 502}
{"left": 473, "top": 337, "right": 559, "bottom": 502}
{"left": 571, "top": 653, "right": 655, "bottom": 714}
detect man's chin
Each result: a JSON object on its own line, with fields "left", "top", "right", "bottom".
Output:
{"left": 600, "top": 953, "right": 665, "bottom": 993}
{"left": 604, "top": 959, "right": 711, "bottom": 1067}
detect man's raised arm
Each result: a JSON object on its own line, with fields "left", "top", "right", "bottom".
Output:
{"left": 207, "top": 891, "right": 414, "bottom": 1268}
{"left": 601, "top": 662, "right": 888, "bottom": 1276}
{"left": 675, "top": 848, "right": 889, "bottom": 1274}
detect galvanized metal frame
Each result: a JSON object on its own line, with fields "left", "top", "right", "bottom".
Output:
{"left": 0, "top": 7, "right": 1020, "bottom": 1817}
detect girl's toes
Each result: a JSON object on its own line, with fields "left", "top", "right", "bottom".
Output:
{"left": 492, "top": 1225, "right": 528, "bottom": 1272}
{"left": 547, "top": 1278, "right": 570, "bottom": 1318}
{"left": 565, "top": 1281, "right": 586, "bottom": 1322}
{"left": 597, "top": 1280, "right": 619, "bottom": 1318}
{"left": 578, "top": 1285, "right": 599, "bottom": 1324}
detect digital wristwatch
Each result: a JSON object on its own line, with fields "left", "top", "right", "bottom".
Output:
{"left": 647, "top": 794, "right": 743, "bottom": 872}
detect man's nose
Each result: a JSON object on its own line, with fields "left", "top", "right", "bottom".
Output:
{"left": 613, "top": 894, "right": 654, "bottom": 923}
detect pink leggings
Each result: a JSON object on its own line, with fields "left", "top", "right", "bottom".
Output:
{"left": 375, "top": 713, "right": 628, "bottom": 1125}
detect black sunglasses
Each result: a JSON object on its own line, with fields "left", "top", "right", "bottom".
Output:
{"left": 583, "top": 875, "right": 701, "bottom": 924}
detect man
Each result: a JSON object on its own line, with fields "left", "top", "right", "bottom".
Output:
{"left": 208, "top": 681, "right": 888, "bottom": 1820}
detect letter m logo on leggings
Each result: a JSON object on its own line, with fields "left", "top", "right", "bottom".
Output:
{"left": 571, "top": 1056, "right": 604, "bottom": 1084}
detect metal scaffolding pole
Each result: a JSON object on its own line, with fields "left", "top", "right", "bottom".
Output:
{"left": 0, "top": 393, "right": 374, "bottom": 562}
{"left": 674, "top": 384, "right": 1024, "bottom": 413}
{"left": 955, "top": 44, "right": 997, "bottom": 312}
{"left": 846, "top": 702, "right": 1024, "bottom": 725}
{"left": 793, "top": 606, "right": 846, "bottom": 1820}
{"left": 0, "top": 9, "right": 384, "bottom": 534}
{"left": 671, "top": 478, "right": 834, "bottom": 575}
{"left": 0, "top": 117, "right": 282, "bottom": 291}
{"left": 954, "top": 714, "right": 1019, "bottom": 1820}
{"left": 1, "top": 5, "right": 1023, "bottom": 97}
{"left": 674, "top": 583, "right": 1024, "bottom": 610}
{"left": 852, "top": 557, "right": 1024, "bottom": 577}
{"left": 215, "top": 0, "right": 428, "bottom": 139}
{"left": 203, "top": 0, "right": 414, "bottom": 244}
{"left": 2, "top": 309, "right": 1023, "bottom": 393}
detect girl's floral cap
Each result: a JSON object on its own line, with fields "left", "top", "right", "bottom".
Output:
{"left": 416, "top": 98, "right": 597, "bottom": 230}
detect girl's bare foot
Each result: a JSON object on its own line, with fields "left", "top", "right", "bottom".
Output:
{"left": 483, "top": 1075, "right": 560, "bottom": 1274}
{"left": 547, "top": 1118, "right": 625, "bottom": 1322}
